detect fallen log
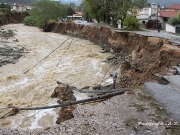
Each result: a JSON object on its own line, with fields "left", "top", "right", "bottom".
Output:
{"left": 12, "top": 90, "right": 124, "bottom": 111}
{"left": 57, "top": 81, "right": 122, "bottom": 93}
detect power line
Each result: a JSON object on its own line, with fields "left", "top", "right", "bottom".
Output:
{"left": 56, "top": 37, "right": 75, "bottom": 68}
{"left": 99, "top": 63, "right": 114, "bottom": 86}
{"left": 16, "top": 100, "right": 58, "bottom": 129}
{"left": 24, "top": 36, "right": 71, "bottom": 74}
{"left": 11, "top": 91, "right": 124, "bottom": 111}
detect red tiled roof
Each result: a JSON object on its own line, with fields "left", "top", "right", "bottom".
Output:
{"left": 11, "top": 3, "right": 26, "bottom": 7}
{"left": 166, "top": 4, "right": 180, "bottom": 10}
{"left": 159, "top": 11, "right": 179, "bottom": 18}
{"left": 16, "top": 4, "right": 26, "bottom": 7}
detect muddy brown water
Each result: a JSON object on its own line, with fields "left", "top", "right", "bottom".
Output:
{"left": 0, "top": 24, "right": 114, "bottom": 129}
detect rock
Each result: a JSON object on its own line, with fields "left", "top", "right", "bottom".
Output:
{"left": 147, "top": 37, "right": 163, "bottom": 45}
{"left": 120, "top": 60, "right": 131, "bottom": 76}
{"left": 106, "top": 56, "right": 116, "bottom": 61}
{"left": 13, "top": 39, "right": 19, "bottom": 42}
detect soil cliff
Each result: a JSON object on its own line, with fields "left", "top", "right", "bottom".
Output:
{"left": 0, "top": 13, "right": 28, "bottom": 26}
{"left": 44, "top": 22, "right": 180, "bottom": 88}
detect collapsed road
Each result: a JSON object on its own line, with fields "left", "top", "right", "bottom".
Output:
{"left": 0, "top": 22, "right": 180, "bottom": 134}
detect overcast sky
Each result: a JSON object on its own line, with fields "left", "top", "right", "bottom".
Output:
{"left": 60, "top": 0, "right": 82, "bottom": 5}
{"left": 61, "top": 0, "right": 180, "bottom": 6}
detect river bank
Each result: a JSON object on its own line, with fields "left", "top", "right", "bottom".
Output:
{"left": 0, "top": 23, "right": 180, "bottom": 134}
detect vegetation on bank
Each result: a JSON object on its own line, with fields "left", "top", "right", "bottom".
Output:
{"left": 123, "top": 16, "right": 140, "bottom": 31}
{"left": 23, "top": 0, "right": 75, "bottom": 29}
{"left": 0, "top": 3, "right": 28, "bottom": 25}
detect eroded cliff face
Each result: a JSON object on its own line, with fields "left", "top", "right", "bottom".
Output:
{"left": 0, "top": 13, "right": 27, "bottom": 26}
{"left": 44, "top": 22, "right": 180, "bottom": 87}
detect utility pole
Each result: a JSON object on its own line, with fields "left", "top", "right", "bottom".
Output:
{"left": 157, "top": 2, "right": 160, "bottom": 20}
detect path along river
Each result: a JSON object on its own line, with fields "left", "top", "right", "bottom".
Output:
{"left": 0, "top": 24, "right": 114, "bottom": 129}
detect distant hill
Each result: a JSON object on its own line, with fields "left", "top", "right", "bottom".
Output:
{"left": 0, "top": 0, "right": 36, "bottom": 4}
{"left": 1, "top": 0, "right": 179, "bottom": 7}
{"left": 148, "top": 0, "right": 180, "bottom": 7}
{"left": 0, "top": 0, "right": 81, "bottom": 5}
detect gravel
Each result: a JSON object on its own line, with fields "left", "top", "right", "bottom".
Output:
{"left": 0, "top": 93, "right": 167, "bottom": 135}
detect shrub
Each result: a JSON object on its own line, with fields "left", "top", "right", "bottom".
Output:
{"left": 34, "top": 15, "right": 48, "bottom": 29}
{"left": 23, "top": 16, "right": 35, "bottom": 26}
{"left": 25, "top": 0, "right": 67, "bottom": 29}
{"left": 47, "top": 19, "right": 56, "bottom": 24}
{"left": 123, "top": 15, "right": 140, "bottom": 30}
{"left": 167, "top": 16, "right": 180, "bottom": 26}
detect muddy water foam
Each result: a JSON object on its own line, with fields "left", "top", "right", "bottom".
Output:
{"left": 0, "top": 24, "right": 114, "bottom": 129}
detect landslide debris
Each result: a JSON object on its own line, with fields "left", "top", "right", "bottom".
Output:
{"left": 51, "top": 84, "right": 76, "bottom": 124}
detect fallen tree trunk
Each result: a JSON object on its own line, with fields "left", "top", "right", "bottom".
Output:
{"left": 13, "top": 90, "right": 124, "bottom": 111}
{"left": 57, "top": 81, "right": 122, "bottom": 93}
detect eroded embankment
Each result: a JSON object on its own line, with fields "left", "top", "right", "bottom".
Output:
{"left": 44, "top": 22, "right": 180, "bottom": 87}
{"left": 0, "top": 24, "right": 115, "bottom": 129}
{"left": 0, "top": 13, "right": 27, "bottom": 26}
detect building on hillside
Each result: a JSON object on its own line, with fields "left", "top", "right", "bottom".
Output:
{"left": 10, "top": 3, "right": 32, "bottom": 12}
{"left": 136, "top": 3, "right": 159, "bottom": 25}
{"left": 67, "top": 11, "right": 83, "bottom": 20}
{"left": 158, "top": 4, "right": 180, "bottom": 22}
{"left": 136, "top": 3, "right": 180, "bottom": 24}
{"left": 158, "top": 11, "right": 179, "bottom": 22}
{"left": 165, "top": 4, "right": 180, "bottom": 12}
{"left": 151, "top": 3, "right": 158, "bottom": 15}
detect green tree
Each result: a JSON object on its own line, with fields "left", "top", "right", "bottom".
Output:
{"left": 0, "top": 3, "right": 11, "bottom": 11}
{"left": 26, "top": 0, "right": 67, "bottom": 28}
{"left": 123, "top": 15, "right": 140, "bottom": 30}
{"left": 84, "top": 0, "right": 103, "bottom": 23}
{"left": 167, "top": 16, "right": 180, "bottom": 26}
{"left": 83, "top": 0, "right": 132, "bottom": 27}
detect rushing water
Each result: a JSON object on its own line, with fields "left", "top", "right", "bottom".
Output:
{"left": 0, "top": 24, "right": 114, "bottom": 129}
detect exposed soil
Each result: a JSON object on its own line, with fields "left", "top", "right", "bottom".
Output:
{"left": 0, "top": 12, "right": 28, "bottom": 26}
{"left": 44, "top": 22, "right": 180, "bottom": 88}
{"left": 0, "top": 22, "right": 180, "bottom": 134}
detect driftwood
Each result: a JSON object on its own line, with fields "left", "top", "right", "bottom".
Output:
{"left": 57, "top": 81, "right": 122, "bottom": 93}
{"left": 12, "top": 91, "right": 124, "bottom": 111}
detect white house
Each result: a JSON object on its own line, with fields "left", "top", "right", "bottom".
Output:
{"left": 11, "top": 3, "right": 27, "bottom": 12}
{"left": 136, "top": 3, "right": 159, "bottom": 24}
{"left": 67, "top": 11, "right": 83, "bottom": 20}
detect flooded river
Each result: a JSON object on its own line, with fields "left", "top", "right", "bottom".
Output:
{"left": 0, "top": 24, "right": 114, "bottom": 129}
